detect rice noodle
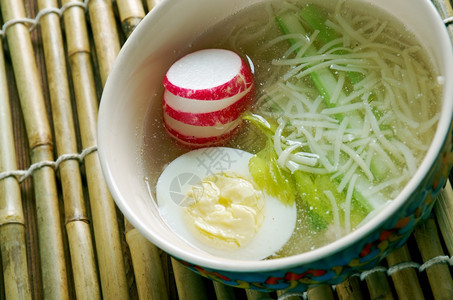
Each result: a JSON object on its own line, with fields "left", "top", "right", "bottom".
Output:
{"left": 242, "top": 0, "right": 440, "bottom": 245}
{"left": 324, "top": 190, "right": 342, "bottom": 239}
{"left": 344, "top": 174, "right": 358, "bottom": 233}
{"left": 334, "top": 117, "right": 349, "bottom": 169}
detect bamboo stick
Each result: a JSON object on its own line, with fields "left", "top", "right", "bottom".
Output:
{"left": 432, "top": 0, "right": 453, "bottom": 37}
{"left": 116, "top": 0, "right": 145, "bottom": 37}
{"left": 245, "top": 289, "right": 272, "bottom": 300}
{"left": 0, "top": 1, "right": 69, "bottom": 298}
{"left": 144, "top": 0, "right": 164, "bottom": 13}
{"left": 335, "top": 276, "right": 364, "bottom": 300}
{"left": 0, "top": 24, "right": 31, "bottom": 300}
{"left": 364, "top": 272, "right": 394, "bottom": 300}
{"left": 60, "top": 1, "right": 130, "bottom": 299}
{"left": 434, "top": 182, "right": 453, "bottom": 255}
{"left": 213, "top": 281, "right": 237, "bottom": 300}
{"left": 307, "top": 285, "right": 334, "bottom": 299}
{"left": 87, "top": 0, "right": 121, "bottom": 86}
{"left": 37, "top": 0, "right": 101, "bottom": 298}
{"left": 171, "top": 258, "right": 209, "bottom": 300}
{"left": 115, "top": 2, "right": 179, "bottom": 299}
{"left": 386, "top": 245, "right": 424, "bottom": 300}
{"left": 413, "top": 215, "right": 453, "bottom": 299}
{"left": 125, "top": 220, "right": 169, "bottom": 300}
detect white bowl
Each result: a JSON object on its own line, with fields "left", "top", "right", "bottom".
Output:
{"left": 98, "top": 0, "right": 453, "bottom": 291}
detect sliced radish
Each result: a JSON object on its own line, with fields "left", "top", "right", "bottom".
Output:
{"left": 163, "top": 112, "right": 243, "bottom": 147}
{"left": 163, "top": 85, "right": 253, "bottom": 114}
{"left": 163, "top": 85, "right": 254, "bottom": 126}
{"left": 161, "top": 48, "right": 255, "bottom": 148}
{"left": 163, "top": 49, "right": 254, "bottom": 100}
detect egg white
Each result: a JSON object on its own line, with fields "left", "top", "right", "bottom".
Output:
{"left": 155, "top": 147, "right": 297, "bottom": 260}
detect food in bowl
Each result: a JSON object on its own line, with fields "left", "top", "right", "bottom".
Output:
{"left": 99, "top": 0, "right": 453, "bottom": 292}
{"left": 162, "top": 49, "right": 255, "bottom": 147}
{"left": 156, "top": 147, "right": 297, "bottom": 260}
{"left": 144, "top": 0, "right": 442, "bottom": 261}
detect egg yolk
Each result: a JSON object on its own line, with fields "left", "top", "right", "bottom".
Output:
{"left": 183, "top": 172, "right": 265, "bottom": 249}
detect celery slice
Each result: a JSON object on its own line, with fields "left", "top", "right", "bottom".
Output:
{"left": 276, "top": 14, "right": 343, "bottom": 107}
{"left": 300, "top": 4, "right": 365, "bottom": 85}
{"left": 249, "top": 138, "right": 297, "bottom": 206}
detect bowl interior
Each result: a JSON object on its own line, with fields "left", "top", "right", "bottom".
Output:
{"left": 98, "top": 0, "right": 453, "bottom": 271}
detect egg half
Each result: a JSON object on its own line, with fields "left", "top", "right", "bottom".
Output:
{"left": 156, "top": 147, "right": 297, "bottom": 260}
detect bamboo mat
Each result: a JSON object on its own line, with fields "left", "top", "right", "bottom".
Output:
{"left": 0, "top": 0, "right": 452, "bottom": 299}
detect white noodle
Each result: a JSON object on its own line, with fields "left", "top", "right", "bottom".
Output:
{"left": 334, "top": 117, "right": 349, "bottom": 169}
{"left": 299, "top": 127, "right": 335, "bottom": 172}
{"left": 330, "top": 72, "right": 346, "bottom": 104}
{"left": 277, "top": 143, "right": 301, "bottom": 169}
{"left": 335, "top": 13, "right": 368, "bottom": 44}
{"left": 321, "top": 102, "right": 364, "bottom": 115}
{"left": 392, "top": 139, "right": 417, "bottom": 176}
{"left": 324, "top": 190, "right": 342, "bottom": 239}
{"left": 344, "top": 174, "right": 358, "bottom": 233}
{"left": 340, "top": 144, "right": 374, "bottom": 181}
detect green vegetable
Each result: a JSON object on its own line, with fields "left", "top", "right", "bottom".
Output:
{"left": 275, "top": 13, "right": 345, "bottom": 108}
{"left": 299, "top": 4, "right": 339, "bottom": 48}
{"left": 293, "top": 171, "right": 369, "bottom": 230}
{"left": 249, "top": 138, "right": 297, "bottom": 206}
{"left": 276, "top": 7, "right": 393, "bottom": 181}
{"left": 300, "top": 4, "right": 365, "bottom": 85}
{"left": 244, "top": 113, "right": 372, "bottom": 229}
{"left": 244, "top": 113, "right": 296, "bottom": 206}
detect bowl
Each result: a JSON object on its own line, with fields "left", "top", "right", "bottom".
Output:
{"left": 98, "top": 0, "right": 453, "bottom": 292}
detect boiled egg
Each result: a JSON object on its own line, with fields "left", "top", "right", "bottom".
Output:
{"left": 155, "top": 147, "right": 297, "bottom": 260}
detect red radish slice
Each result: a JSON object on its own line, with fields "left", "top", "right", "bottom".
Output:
{"left": 163, "top": 49, "right": 254, "bottom": 100}
{"left": 163, "top": 112, "right": 242, "bottom": 147}
{"left": 163, "top": 85, "right": 254, "bottom": 126}
{"left": 161, "top": 48, "right": 255, "bottom": 148}
{"left": 163, "top": 85, "right": 253, "bottom": 114}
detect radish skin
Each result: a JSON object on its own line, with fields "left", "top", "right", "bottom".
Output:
{"left": 163, "top": 86, "right": 254, "bottom": 126}
{"left": 163, "top": 86, "right": 253, "bottom": 114}
{"left": 163, "top": 112, "right": 243, "bottom": 147}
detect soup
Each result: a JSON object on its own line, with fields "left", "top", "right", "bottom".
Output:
{"left": 141, "top": 0, "right": 441, "bottom": 259}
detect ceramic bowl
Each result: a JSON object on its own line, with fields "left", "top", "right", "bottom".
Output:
{"left": 98, "top": 0, "right": 453, "bottom": 292}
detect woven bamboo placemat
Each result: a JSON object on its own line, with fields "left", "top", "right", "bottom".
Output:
{"left": 0, "top": 0, "right": 452, "bottom": 299}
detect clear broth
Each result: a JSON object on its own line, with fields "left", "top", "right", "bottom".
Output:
{"left": 141, "top": 0, "right": 440, "bottom": 258}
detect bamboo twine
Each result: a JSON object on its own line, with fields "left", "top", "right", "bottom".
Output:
{"left": 171, "top": 257, "right": 209, "bottom": 300}
{"left": 386, "top": 245, "right": 424, "bottom": 300}
{"left": 0, "top": 1, "right": 69, "bottom": 298}
{"left": 432, "top": 0, "right": 453, "bottom": 37}
{"left": 0, "top": 26, "right": 31, "bottom": 300}
{"left": 36, "top": 0, "right": 101, "bottom": 298}
{"left": 306, "top": 285, "right": 334, "bottom": 299}
{"left": 116, "top": 0, "right": 145, "bottom": 37}
{"left": 125, "top": 220, "right": 169, "bottom": 300}
{"left": 434, "top": 183, "right": 453, "bottom": 255}
{"left": 335, "top": 276, "right": 364, "bottom": 300}
{"left": 413, "top": 215, "right": 453, "bottom": 299}
{"left": 276, "top": 290, "right": 302, "bottom": 300}
{"left": 87, "top": 0, "right": 121, "bottom": 86}
{"left": 60, "top": 1, "right": 129, "bottom": 299}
